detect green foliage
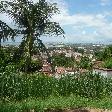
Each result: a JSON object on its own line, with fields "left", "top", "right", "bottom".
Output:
{"left": 52, "top": 53, "right": 75, "bottom": 68}
{"left": 0, "top": 93, "right": 112, "bottom": 112}
{"left": 94, "top": 50, "right": 104, "bottom": 61}
{"left": 95, "top": 45, "right": 112, "bottom": 68}
{"left": 73, "top": 47, "right": 84, "bottom": 54}
{"left": 30, "top": 74, "right": 56, "bottom": 98}
{"left": 0, "top": 71, "right": 112, "bottom": 101}
{"left": 103, "top": 58, "right": 112, "bottom": 69}
{"left": 95, "top": 45, "right": 112, "bottom": 61}
{"left": 0, "top": 47, "right": 22, "bottom": 72}
{"left": 0, "top": 48, "right": 14, "bottom": 71}
{"left": 0, "top": 46, "right": 42, "bottom": 73}
{"left": 102, "top": 45, "right": 112, "bottom": 60}
{"left": 79, "top": 56, "right": 92, "bottom": 69}
{"left": 0, "top": 20, "right": 16, "bottom": 48}
{"left": 18, "top": 59, "right": 43, "bottom": 73}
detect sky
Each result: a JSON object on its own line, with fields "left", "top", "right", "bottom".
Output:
{"left": 1, "top": 0, "right": 112, "bottom": 44}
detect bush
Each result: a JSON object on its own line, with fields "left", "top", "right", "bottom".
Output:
{"left": 18, "top": 59, "right": 42, "bottom": 73}
{"left": 52, "top": 54, "right": 75, "bottom": 68}
{"left": 0, "top": 48, "right": 13, "bottom": 67}
{"left": 79, "top": 56, "right": 92, "bottom": 69}
{"left": 103, "top": 58, "right": 112, "bottom": 69}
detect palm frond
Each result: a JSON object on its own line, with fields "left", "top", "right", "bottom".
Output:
{"left": 0, "top": 20, "right": 16, "bottom": 42}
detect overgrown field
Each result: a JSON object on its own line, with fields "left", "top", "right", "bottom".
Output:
{"left": 0, "top": 69, "right": 112, "bottom": 101}
{"left": 0, "top": 67, "right": 112, "bottom": 111}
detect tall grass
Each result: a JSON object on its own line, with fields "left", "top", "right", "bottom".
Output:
{"left": 0, "top": 67, "right": 112, "bottom": 101}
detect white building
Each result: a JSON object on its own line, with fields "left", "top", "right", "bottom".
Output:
{"left": 93, "top": 68, "right": 112, "bottom": 78}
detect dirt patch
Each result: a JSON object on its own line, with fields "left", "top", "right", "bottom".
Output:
{"left": 45, "top": 108, "right": 112, "bottom": 112}
{"left": 22, "top": 108, "right": 112, "bottom": 112}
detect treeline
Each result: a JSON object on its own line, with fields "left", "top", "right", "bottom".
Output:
{"left": 95, "top": 45, "right": 112, "bottom": 69}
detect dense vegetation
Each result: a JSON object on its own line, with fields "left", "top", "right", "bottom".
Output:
{"left": 0, "top": 69, "right": 112, "bottom": 111}
{"left": 78, "top": 56, "right": 92, "bottom": 70}
{"left": 52, "top": 53, "right": 76, "bottom": 68}
{"left": 0, "top": 70, "right": 112, "bottom": 101}
{"left": 95, "top": 45, "right": 112, "bottom": 69}
{"left": 1, "top": 95, "right": 112, "bottom": 112}
{"left": 73, "top": 47, "right": 84, "bottom": 54}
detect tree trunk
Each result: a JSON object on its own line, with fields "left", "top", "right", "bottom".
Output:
{"left": 23, "top": 34, "right": 34, "bottom": 72}
{"left": 29, "top": 35, "right": 34, "bottom": 61}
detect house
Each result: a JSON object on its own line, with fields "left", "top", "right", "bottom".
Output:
{"left": 65, "top": 52, "right": 72, "bottom": 57}
{"left": 73, "top": 52, "right": 82, "bottom": 59}
{"left": 54, "top": 66, "right": 76, "bottom": 78}
{"left": 55, "top": 66, "right": 66, "bottom": 74}
{"left": 93, "top": 61, "right": 112, "bottom": 77}
{"left": 42, "top": 60, "right": 52, "bottom": 76}
{"left": 54, "top": 66, "right": 66, "bottom": 78}
{"left": 65, "top": 67, "right": 75, "bottom": 75}
{"left": 93, "top": 68, "right": 112, "bottom": 78}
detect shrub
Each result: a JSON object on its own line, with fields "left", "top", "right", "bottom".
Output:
{"left": 103, "top": 58, "right": 112, "bottom": 69}
{"left": 18, "top": 59, "right": 42, "bottom": 73}
{"left": 79, "top": 56, "right": 92, "bottom": 70}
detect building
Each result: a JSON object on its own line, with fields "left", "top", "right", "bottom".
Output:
{"left": 42, "top": 60, "right": 52, "bottom": 76}
{"left": 93, "top": 61, "right": 112, "bottom": 77}
{"left": 93, "top": 68, "right": 112, "bottom": 78}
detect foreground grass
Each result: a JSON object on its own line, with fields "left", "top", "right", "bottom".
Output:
{"left": 0, "top": 95, "right": 112, "bottom": 112}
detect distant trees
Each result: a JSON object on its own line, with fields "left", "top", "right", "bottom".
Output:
{"left": 103, "top": 58, "right": 112, "bottom": 69}
{"left": 102, "top": 45, "right": 112, "bottom": 60}
{"left": 52, "top": 53, "right": 75, "bottom": 68}
{"left": 94, "top": 45, "right": 112, "bottom": 69}
{"left": 94, "top": 50, "right": 104, "bottom": 61}
{"left": 102, "top": 46, "right": 112, "bottom": 69}
{"left": 95, "top": 45, "right": 112, "bottom": 61}
{"left": 73, "top": 47, "right": 84, "bottom": 55}
{"left": 79, "top": 56, "right": 92, "bottom": 70}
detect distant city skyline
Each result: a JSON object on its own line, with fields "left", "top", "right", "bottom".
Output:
{"left": 1, "top": 0, "right": 112, "bottom": 43}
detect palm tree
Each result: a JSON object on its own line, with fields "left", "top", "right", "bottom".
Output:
{"left": 0, "top": 0, "right": 64, "bottom": 72}
{"left": 0, "top": 20, "right": 15, "bottom": 49}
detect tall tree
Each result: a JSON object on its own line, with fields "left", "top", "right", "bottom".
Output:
{"left": 0, "top": 0, "right": 64, "bottom": 72}
{"left": 0, "top": 20, "right": 15, "bottom": 49}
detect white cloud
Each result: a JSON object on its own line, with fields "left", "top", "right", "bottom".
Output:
{"left": 1, "top": 0, "right": 112, "bottom": 43}
{"left": 51, "top": 0, "right": 112, "bottom": 43}
{"left": 82, "top": 30, "right": 86, "bottom": 35}
{"left": 100, "top": 0, "right": 110, "bottom": 6}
